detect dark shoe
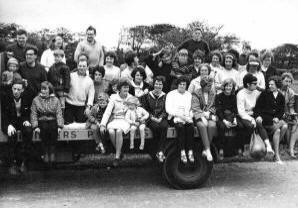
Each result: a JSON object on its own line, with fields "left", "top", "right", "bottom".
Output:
{"left": 112, "top": 158, "right": 120, "bottom": 167}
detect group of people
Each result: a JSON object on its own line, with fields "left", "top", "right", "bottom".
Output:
{"left": 1, "top": 26, "right": 297, "bottom": 175}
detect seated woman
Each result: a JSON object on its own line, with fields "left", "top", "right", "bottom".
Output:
{"left": 209, "top": 50, "right": 223, "bottom": 78}
{"left": 166, "top": 76, "right": 194, "bottom": 164}
{"left": 188, "top": 63, "right": 213, "bottom": 94}
{"left": 192, "top": 76, "right": 217, "bottom": 161}
{"left": 280, "top": 72, "right": 297, "bottom": 157}
{"left": 190, "top": 49, "right": 205, "bottom": 80}
{"left": 215, "top": 78, "right": 239, "bottom": 159}
{"left": 31, "top": 81, "right": 63, "bottom": 163}
{"left": 141, "top": 76, "right": 168, "bottom": 162}
{"left": 103, "top": 51, "right": 120, "bottom": 83}
{"left": 215, "top": 53, "right": 239, "bottom": 93}
{"left": 237, "top": 57, "right": 265, "bottom": 91}
{"left": 91, "top": 66, "right": 108, "bottom": 103}
{"left": 170, "top": 49, "right": 192, "bottom": 90}
{"left": 106, "top": 78, "right": 119, "bottom": 96}
{"left": 129, "top": 66, "right": 151, "bottom": 98}
{"left": 100, "top": 79, "right": 132, "bottom": 167}
{"left": 254, "top": 76, "right": 288, "bottom": 163}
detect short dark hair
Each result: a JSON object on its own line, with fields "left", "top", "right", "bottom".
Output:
{"left": 105, "top": 51, "right": 117, "bottom": 61}
{"left": 117, "top": 78, "right": 131, "bottom": 91}
{"left": 131, "top": 66, "right": 147, "bottom": 81}
{"left": 107, "top": 79, "right": 119, "bottom": 96}
{"left": 176, "top": 75, "right": 189, "bottom": 88}
{"left": 243, "top": 73, "right": 257, "bottom": 88}
{"left": 16, "top": 29, "right": 27, "bottom": 36}
{"left": 25, "top": 45, "right": 38, "bottom": 55}
{"left": 41, "top": 81, "right": 55, "bottom": 94}
{"left": 86, "top": 26, "right": 96, "bottom": 35}
{"left": 125, "top": 51, "right": 138, "bottom": 66}
{"left": 153, "top": 76, "right": 166, "bottom": 86}
{"left": 268, "top": 76, "right": 282, "bottom": 89}
{"left": 91, "top": 65, "right": 105, "bottom": 79}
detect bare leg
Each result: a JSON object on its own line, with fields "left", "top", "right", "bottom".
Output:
{"left": 130, "top": 126, "right": 137, "bottom": 149}
{"left": 139, "top": 124, "right": 146, "bottom": 150}
{"left": 273, "top": 129, "right": 282, "bottom": 162}
{"left": 115, "top": 129, "right": 123, "bottom": 159}
{"left": 207, "top": 120, "right": 217, "bottom": 144}
{"left": 108, "top": 129, "right": 116, "bottom": 147}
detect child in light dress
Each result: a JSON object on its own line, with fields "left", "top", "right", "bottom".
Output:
{"left": 125, "top": 96, "right": 149, "bottom": 150}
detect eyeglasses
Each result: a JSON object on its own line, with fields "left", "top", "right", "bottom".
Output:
{"left": 250, "top": 82, "right": 258, "bottom": 85}
{"left": 179, "top": 53, "right": 188, "bottom": 57}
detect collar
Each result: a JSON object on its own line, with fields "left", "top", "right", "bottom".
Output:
{"left": 131, "top": 81, "right": 144, "bottom": 89}
{"left": 149, "top": 91, "right": 165, "bottom": 99}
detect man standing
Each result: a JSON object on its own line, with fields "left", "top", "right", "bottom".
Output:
{"left": 6, "top": 29, "right": 34, "bottom": 63}
{"left": 2, "top": 80, "right": 33, "bottom": 175}
{"left": 19, "top": 46, "right": 47, "bottom": 104}
{"left": 178, "top": 29, "right": 210, "bottom": 58}
{"left": 74, "top": 26, "right": 104, "bottom": 67}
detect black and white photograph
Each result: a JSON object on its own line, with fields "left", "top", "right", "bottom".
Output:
{"left": 0, "top": 0, "right": 298, "bottom": 207}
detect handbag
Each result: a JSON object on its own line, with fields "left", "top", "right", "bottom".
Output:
{"left": 249, "top": 131, "right": 266, "bottom": 160}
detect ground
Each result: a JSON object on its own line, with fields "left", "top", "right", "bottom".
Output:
{"left": 1, "top": 154, "right": 298, "bottom": 208}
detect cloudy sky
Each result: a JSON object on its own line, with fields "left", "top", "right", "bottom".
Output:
{"left": 0, "top": 0, "right": 297, "bottom": 50}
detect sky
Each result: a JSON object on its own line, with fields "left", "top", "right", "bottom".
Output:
{"left": 0, "top": 0, "right": 298, "bottom": 50}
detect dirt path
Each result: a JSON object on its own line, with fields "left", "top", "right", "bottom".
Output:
{"left": 1, "top": 159, "right": 298, "bottom": 208}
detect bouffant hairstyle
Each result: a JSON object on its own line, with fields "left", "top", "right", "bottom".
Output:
{"left": 210, "top": 50, "right": 223, "bottom": 63}
{"left": 117, "top": 78, "right": 131, "bottom": 91}
{"left": 131, "top": 65, "right": 147, "bottom": 81}
{"left": 125, "top": 51, "right": 138, "bottom": 66}
{"left": 223, "top": 53, "right": 237, "bottom": 69}
{"left": 221, "top": 78, "right": 236, "bottom": 94}
{"left": 105, "top": 51, "right": 117, "bottom": 62}
{"left": 193, "top": 49, "right": 205, "bottom": 61}
{"left": 153, "top": 75, "right": 166, "bottom": 86}
{"left": 268, "top": 76, "right": 282, "bottom": 89}
{"left": 41, "top": 81, "right": 55, "bottom": 94}
{"left": 176, "top": 75, "right": 190, "bottom": 88}
{"left": 281, "top": 72, "right": 294, "bottom": 83}
{"left": 198, "top": 63, "right": 212, "bottom": 75}
{"left": 91, "top": 65, "right": 105, "bottom": 79}
{"left": 49, "top": 34, "right": 64, "bottom": 50}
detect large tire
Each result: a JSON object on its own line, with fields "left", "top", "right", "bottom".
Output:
{"left": 162, "top": 143, "right": 213, "bottom": 189}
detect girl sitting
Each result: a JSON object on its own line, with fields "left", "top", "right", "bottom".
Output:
{"left": 125, "top": 96, "right": 149, "bottom": 150}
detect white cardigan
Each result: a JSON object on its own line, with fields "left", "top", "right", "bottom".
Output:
{"left": 165, "top": 89, "right": 193, "bottom": 123}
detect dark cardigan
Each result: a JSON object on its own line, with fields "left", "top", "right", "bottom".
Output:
{"left": 215, "top": 92, "right": 237, "bottom": 121}
{"left": 254, "top": 90, "right": 285, "bottom": 125}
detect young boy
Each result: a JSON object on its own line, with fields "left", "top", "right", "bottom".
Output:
{"left": 125, "top": 96, "right": 149, "bottom": 150}
{"left": 86, "top": 93, "right": 109, "bottom": 153}
{"left": 47, "top": 49, "right": 70, "bottom": 109}
{"left": 1, "top": 58, "right": 22, "bottom": 96}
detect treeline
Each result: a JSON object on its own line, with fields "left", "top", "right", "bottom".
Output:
{"left": 0, "top": 21, "right": 298, "bottom": 71}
